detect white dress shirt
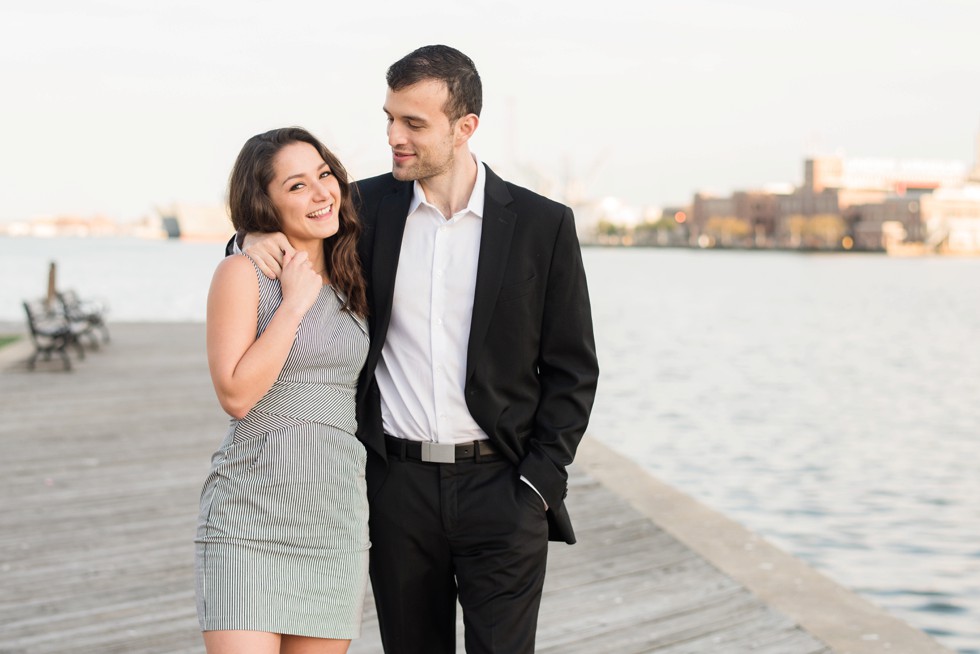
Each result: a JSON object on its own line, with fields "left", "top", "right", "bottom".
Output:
{"left": 375, "top": 158, "right": 546, "bottom": 507}
{"left": 377, "top": 157, "right": 488, "bottom": 444}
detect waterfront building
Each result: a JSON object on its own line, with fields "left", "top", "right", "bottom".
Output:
{"left": 844, "top": 196, "right": 924, "bottom": 251}
{"left": 154, "top": 203, "right": 231, "bottom": 241}
{"left": 807, "top": 155, "right": 967, "bottom": 196}
{"left": 683, "top": 132, "right": 978, "bottom": 252}
{"left": 0, "top": 214, "right": 120, "bottom": 238}
{"left": 0, "top": 214, "right": 176, "bottom": 239}
{"left": 919, "top": 183, "right": 980, "bottom": 254}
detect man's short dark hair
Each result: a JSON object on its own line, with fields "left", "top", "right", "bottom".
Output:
{"left": 386, "top": 44, "right": 482, "bottom": 122}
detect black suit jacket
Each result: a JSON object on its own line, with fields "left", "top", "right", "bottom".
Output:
{"left": 354, "top": 165, "right": 599, "bottom": 543}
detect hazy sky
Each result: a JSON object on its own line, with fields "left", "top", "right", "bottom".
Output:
{"left": 2, "top": 0, "right": 979, "bottom": 223}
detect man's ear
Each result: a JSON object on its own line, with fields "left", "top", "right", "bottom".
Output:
{"left": 455, "top": 113, "right": 479, "bottom": 145}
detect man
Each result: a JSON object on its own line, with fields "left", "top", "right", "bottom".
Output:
{"left": 242, "top": 45, "right": 598, "bottom": 654}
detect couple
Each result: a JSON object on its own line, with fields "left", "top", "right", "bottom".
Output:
{"left": 195, "top": 45, "right": 599, "bottom": 654}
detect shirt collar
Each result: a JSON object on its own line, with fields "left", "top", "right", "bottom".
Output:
{"left": 408, "top": 154, "right": 486, "bottom": 220}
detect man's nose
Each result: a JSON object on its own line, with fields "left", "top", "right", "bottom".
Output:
{"left": 387, "top": 122, "right": 405, "bottom": 146}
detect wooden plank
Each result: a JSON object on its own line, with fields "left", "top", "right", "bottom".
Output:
{"left": 1, "top": 323, "right": 836, "bottom": 653}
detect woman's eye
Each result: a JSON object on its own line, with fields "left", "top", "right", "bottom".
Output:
{"left": 290, "top": 183, "right": 305, "bottom": 191}
{"left": 320, "top": 171, "right": 332, "bottom": 179}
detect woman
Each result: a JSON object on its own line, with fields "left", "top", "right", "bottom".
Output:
{"left": 195, "top": 127, "right": 369, "bottom": 654}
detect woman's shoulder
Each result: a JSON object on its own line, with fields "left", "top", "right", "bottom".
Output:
{"left": 211, "top": 253, "right": 262, "bottom": 290}
{"left": 217, "top": 252, "right": 261, "bottom": 275}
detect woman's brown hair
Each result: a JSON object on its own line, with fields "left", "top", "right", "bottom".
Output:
{"left": 228, "top": 127, "right": 367, "bottom": 317}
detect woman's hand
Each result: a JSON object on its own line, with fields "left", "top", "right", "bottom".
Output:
{"left": 278, "top": 250, "right": 322, "bottom": 320}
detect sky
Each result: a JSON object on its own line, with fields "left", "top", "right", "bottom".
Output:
{"left": 1, "top": 0, "right": 979, "bottom": 223}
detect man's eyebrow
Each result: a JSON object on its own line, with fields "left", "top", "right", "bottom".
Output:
{"left": 383, "top": 107, "right": 427, "bottom": 123}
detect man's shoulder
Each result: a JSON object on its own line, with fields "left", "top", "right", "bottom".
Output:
{"left": 486, "top": 170, "right": 571, "bottom": 226}
{"left": 507, "top": 181, "right": 569, "bottom": 212}
{"left": 485, "top": 165, "right": 570, "bottom": 216}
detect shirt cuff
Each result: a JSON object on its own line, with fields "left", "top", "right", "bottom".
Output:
{"left": 520, "top": 475, "right": 548, "bottom": 511}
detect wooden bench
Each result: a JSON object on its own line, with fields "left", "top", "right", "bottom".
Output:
{"left": 22, "top": 299, "right": 87, "bottom": 371}
{"left": 56, "top": 289, "right": 110, "bottom": 347}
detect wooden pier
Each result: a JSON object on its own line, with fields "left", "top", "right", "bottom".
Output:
{"left": 0, "top": 324, "right": 951, "bottom": 653}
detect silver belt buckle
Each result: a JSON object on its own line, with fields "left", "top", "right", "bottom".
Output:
{"left": 421, "top": 441, "right": 456, "bottom": 464}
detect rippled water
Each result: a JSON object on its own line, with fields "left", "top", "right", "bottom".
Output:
{"left": 585, "top": 247, "right": 980, "bottom": 654}
{"left": 3, "top": 238, "right": 979, "bottom": 652}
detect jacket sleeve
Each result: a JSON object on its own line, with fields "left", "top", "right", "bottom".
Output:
{"left": 225, "top": 231, "right": 246, "bottom": 256}
{"left": 517, "top": 207, "right": 599, "bottom": 510}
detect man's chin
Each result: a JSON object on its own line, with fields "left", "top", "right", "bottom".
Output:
{"left": 392, "top": 166, "right": 417, "bottom": 182}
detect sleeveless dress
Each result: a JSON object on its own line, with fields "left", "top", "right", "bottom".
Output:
{"left": 195, "top": 258, "right": 370, "bottom": 638}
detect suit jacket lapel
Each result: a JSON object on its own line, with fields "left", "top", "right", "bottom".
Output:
{"left": 467, "top": 167, "right": 516, "bottom": 382}
{"left": 368, "top": 180, "right": 413, "bottom": 370}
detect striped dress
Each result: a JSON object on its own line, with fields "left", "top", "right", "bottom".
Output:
{"left": 195, "top": 257, "right": 370, "bottom": 638}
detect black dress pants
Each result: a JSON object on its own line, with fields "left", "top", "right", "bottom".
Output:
{"left": 368, "top": 454, "right": 549, "bottom": 654}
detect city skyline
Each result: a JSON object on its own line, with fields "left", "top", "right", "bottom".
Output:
{"left": 2, "top": 0, "right": 979, "bottom": 223}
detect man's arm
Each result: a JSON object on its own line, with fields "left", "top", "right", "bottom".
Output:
{"left": 224, "top": 231, "right": 294, "bottom": 279}
{"left": 517, "top": 207, "right": 599, "bottom": 511}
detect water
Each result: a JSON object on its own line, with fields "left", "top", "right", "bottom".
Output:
{"left": 0, "top": 237, "right": 220, "bottom": 322}
{"left": 3, "top": 237, "right": 979, "bottom": 652}
{"left": 586, "top": 247, "right": 980, "bottom": 654}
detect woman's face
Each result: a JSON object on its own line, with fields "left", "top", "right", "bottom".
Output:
{"left": 267, "top": 141, "right": 341, "bottom": 244}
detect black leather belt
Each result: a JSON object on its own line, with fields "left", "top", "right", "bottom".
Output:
{"left": 385, "top": 434, "right": 499, "bottom": 463}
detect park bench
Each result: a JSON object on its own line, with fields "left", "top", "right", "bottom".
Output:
{"left": 22, "top": 299, "right": 88, "bottom": 371}
{"left": 57, "top": 289, "right": 110, "bottom": 346}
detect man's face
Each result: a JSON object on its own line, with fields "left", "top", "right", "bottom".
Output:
{"left": 383, "top": 79, "right": 458, "bottom": 183}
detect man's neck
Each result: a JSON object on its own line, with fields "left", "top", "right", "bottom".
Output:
{"left": 419, "top": 150, "right": 478, "bottom": 220}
